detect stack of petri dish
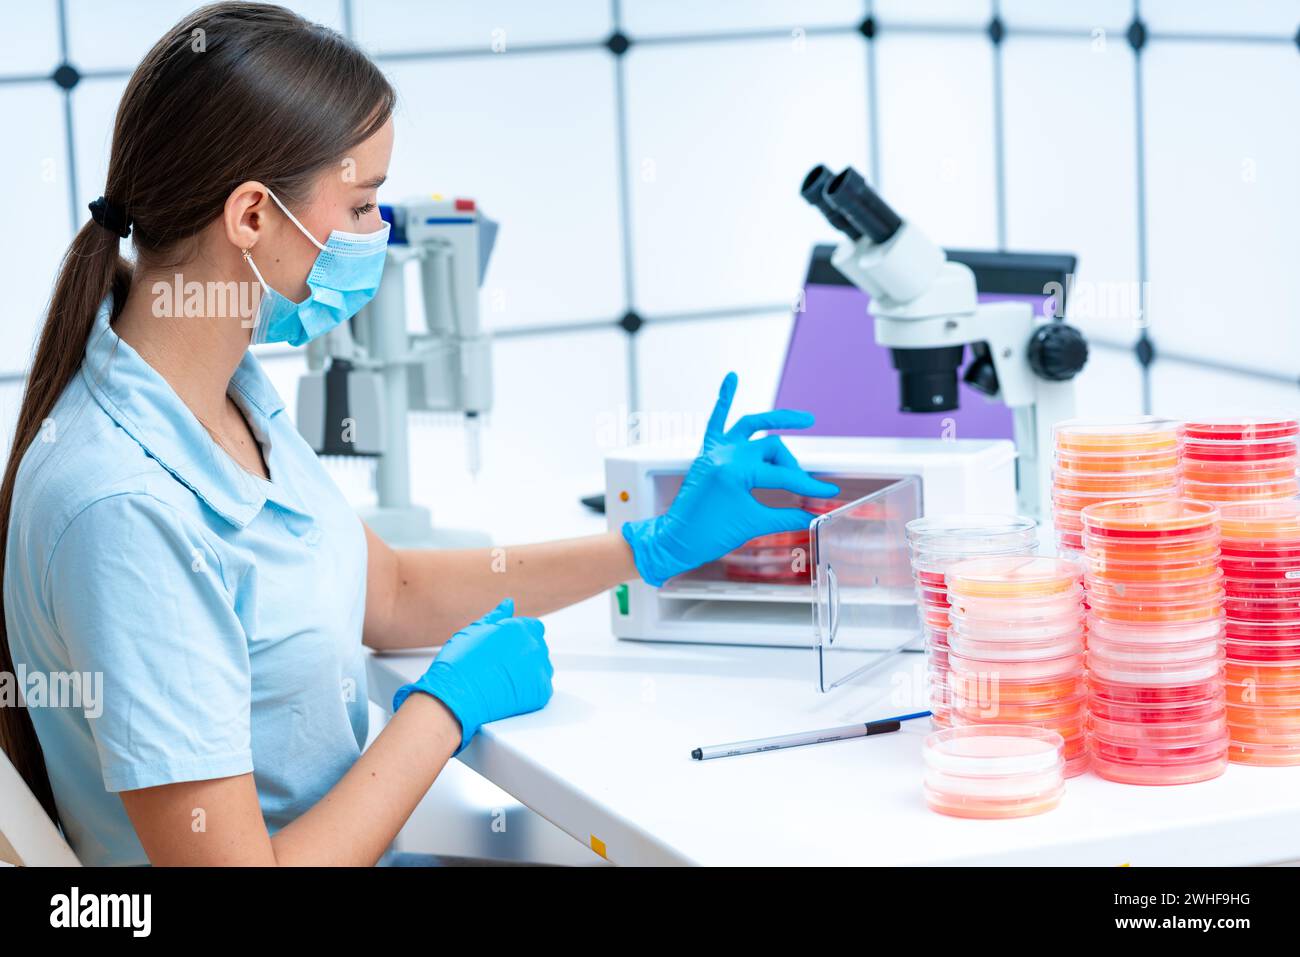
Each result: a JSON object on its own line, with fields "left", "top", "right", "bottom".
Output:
{"left": 1051, "top": 417, "right": 1183, "bottom": 555}
{"left": 904, "top": 516, "right": 1038, "bottom": 730}
{"left": 1218, "top": 501, "right": 1300, "bottom": 766}
{"left": 943, "top": 556, "right": 1089, "bottom": 776}
{"left": 922, "top": 725, "right": 1066, "bottom": 819}
{"left": 1181, "top": 416, "right": 1299, "bottom": 505}
{"left": 1080, "top": 498, "right": 1228, "bottom": 785}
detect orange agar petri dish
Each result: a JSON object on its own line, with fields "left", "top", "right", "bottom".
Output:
{"left": 1080, "top": 498, "right": 1219, "bottom": 540}
{"left": 1055, "top": 447, "right": 1181, "bottom": 473}
{"left": 1054, "top": 417, "right": 1183, "bottom": 454}
{"left": 1226, "top": 701, "right": 1300, "bottom": 728}
{"left": 1228, "top": 739, "right": 1300, "bottom": 766}
{"left": 949, "top": 672, "right": 1086, "bottom": 706}
{"left": 1218, "top": 500, "right": 1300, "bottom": 543}
{"left": 1085, "top": 591, "right": 1225, "bottom": 624}
{"left": 945, "top": 555, "right": 1081, "bottom": 599}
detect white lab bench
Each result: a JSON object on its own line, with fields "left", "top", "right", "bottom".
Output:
{"left": 368, "top": 589, "right": 1300, "bottom": 867}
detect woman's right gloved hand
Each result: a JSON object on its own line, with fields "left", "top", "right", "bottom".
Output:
{"left": 392, "top": 598, "right": 554, "bottom": 755}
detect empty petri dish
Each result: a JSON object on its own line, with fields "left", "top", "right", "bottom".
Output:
{"left": 922, "top": 725, "right": 1065, "bottom": 819}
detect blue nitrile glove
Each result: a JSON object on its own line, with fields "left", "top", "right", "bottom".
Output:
{"left": 392, "top": 598, "right": 554, "bottom": 755}
{"left": 621, "top": 372, "right": 841, "bottom": 587}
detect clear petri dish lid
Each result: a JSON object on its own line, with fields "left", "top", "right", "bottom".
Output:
{"left": 1088, "top": 662, "right": 1225, "bottom": 686}
{"left": 1183, "top": 416, "right": 1300, "bottom": 443}
{"left": 909, "top": 543, "right": 1038, "bottom": 573}
{"left": 1086, "top": 611, "right": 1225, "bottom": 643}
{"left": 945, "top": 555, "right": 1081, "bottom": 598}
{"left": 948, "top": 612, "right": 1085, "bottom": 641}
{"left": 1086, "top": 584, "right": 1225, "bottom": 608}
{"left": 1053, "top": 416, "right": 1183, "bottom": 454}
{"left": 947, "top": 635, "right": 1085, "bottom": 663}
{"left": 1080, "top": 498, "right": 1218, "bottom": 537}
{"left": 923, "top": 725, "right": 1065, "bottom": 777}
{"left": 1053, "top": 464, "right": 1181, "bottom": 483}
{"left": 947, "top": 587, "right": 1085, "bottom": 622}
{"left": 905, "top": 514, "right": 1036, "bottom": 545}
{"left": 1052, "top": 487, "right": 1179, "bottom": 511}
{"left": 1087, "top": 635, "right": 1224, "bottom": 665}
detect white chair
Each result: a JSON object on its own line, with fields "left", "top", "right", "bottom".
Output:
{"left": 0, "top": 749, "right": 79, "bottom": 866}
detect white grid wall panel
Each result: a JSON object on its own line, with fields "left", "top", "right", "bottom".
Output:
{"left": 1002, "top": 34, "right": 1140, "bottom": 346}
{"left": 1142, "top": 39, "right": 1300, "bottom": 376}
{"left": 623, "top": 33, "right": 869, "bottom": 316}
{"left": 874, "top": 32, "right": 998, "bottom": 247}
{"left": 383, "top": 52, "right": 626, "bottom": 330}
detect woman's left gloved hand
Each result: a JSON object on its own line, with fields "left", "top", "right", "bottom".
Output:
{"left": 621, "top": 372, "right": 840, "bottom": 587}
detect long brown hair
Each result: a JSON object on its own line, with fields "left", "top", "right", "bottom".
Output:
{"left": 0, "top": 2, "right": 394, "bottom": 828}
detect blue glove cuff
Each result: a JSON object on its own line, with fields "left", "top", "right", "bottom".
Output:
{"left": 393, "top": 662, "right": 477, "bottom": 756}
{"left": 622, "top": 516, "right": 680, "bottom": 588}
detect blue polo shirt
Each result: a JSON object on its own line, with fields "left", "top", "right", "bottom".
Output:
{"left": 4, "top": 295, "right": 370, "bottom": 866}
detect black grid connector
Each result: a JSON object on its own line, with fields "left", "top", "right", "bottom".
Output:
{"left": 1126, "top": 18, "right": 1147, "bottom": 53}
{"left": 52, "top": 63, "right": 80, "bottom": 90}
{"left": 618, "top": 310, "right": 643, "bottom": 335}
{"left": 858, "top": 16, "right": 876, "bottom": 40}
{"left": 1135, "top": 335, "right": 1156, "bottom": 368}
{"left": 605, "top": 31, "right": 631, "bottom": 56}
{"left": 987, "top": 16, "right": 1005, "bottom": 46}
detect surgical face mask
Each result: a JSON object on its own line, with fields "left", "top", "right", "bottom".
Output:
{"left": 242, "top": 188, "right": 390, "bottom": 347}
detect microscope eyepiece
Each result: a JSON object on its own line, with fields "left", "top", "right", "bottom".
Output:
{"left": 801, "top": 165, "right": 863, "bottom": 240}
{"left": 824, "top": 167, "right": 903, "bottom": 245}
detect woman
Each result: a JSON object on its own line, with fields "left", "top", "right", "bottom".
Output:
{"left": 0, "top": 3, "right": 837, "bottom": 866}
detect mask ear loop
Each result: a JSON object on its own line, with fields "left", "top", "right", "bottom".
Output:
{"left": 241, "top": 248, "right": 271, "bottom": 332}
{"left": 265, "top": 187, "right": 328, "bottom": 252}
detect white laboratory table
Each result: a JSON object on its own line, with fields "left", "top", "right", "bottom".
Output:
{"left": 368, "top": 594, "right": 1300, "bottom": 867}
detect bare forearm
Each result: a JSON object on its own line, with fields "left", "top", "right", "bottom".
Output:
{"left": 373, "top": 530, "right": 638, "bottom": 649}
{"left": 269, "top": 692, "right": 460, "bottom": 865}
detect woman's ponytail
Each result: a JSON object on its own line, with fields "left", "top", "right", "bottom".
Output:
{"left": 0, "top": 219, "right": 129, "bottom": 826}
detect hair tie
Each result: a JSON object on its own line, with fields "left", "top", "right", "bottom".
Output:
{"left": 88, "top": 196, "right": 131, "bottom": 239}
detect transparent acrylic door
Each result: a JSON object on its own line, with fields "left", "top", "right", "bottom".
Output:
{"left": 813, "top": 477, "right": 922, "bottom": 692}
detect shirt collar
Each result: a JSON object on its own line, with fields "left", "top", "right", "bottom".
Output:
{"left": 81, "top": 294, "right": 301, "bottom": 528}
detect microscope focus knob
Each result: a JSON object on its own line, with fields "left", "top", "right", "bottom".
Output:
{"left": 1028, "top": 323, "right": 1089, "bottom": 381}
